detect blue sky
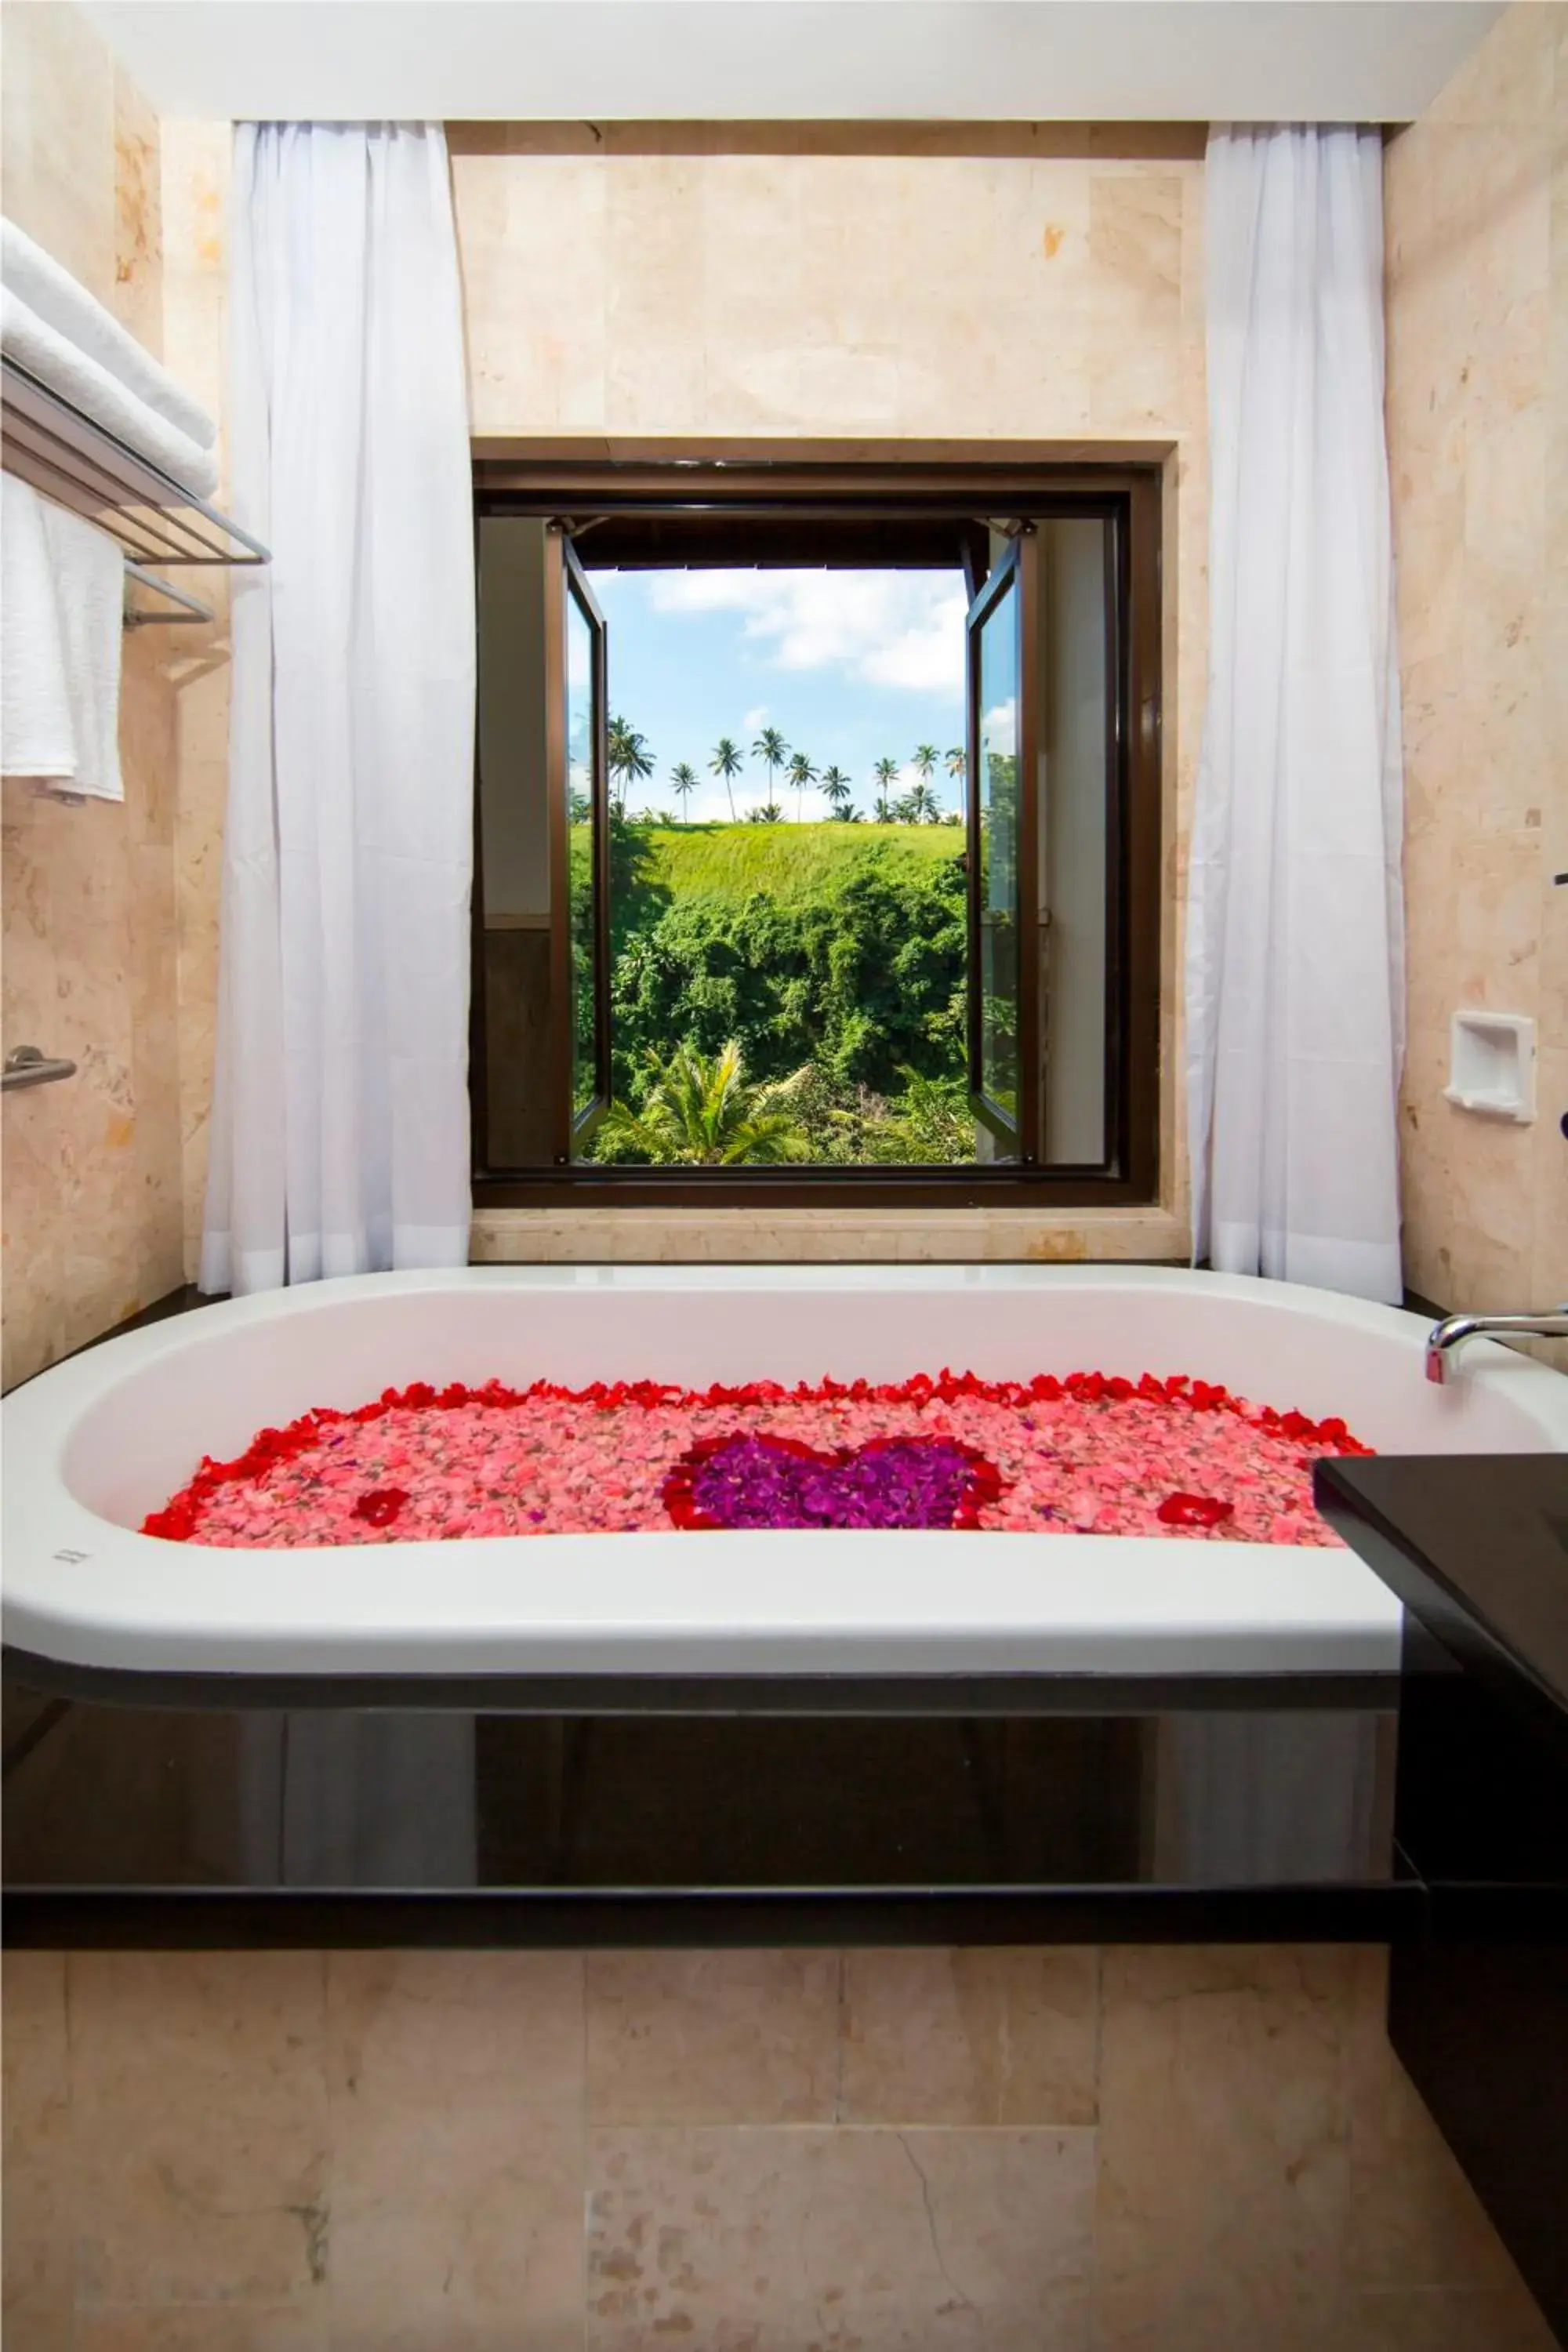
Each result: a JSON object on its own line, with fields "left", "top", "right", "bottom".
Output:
{"left": 589, "top": 566, "right": 968, "bottom": 822}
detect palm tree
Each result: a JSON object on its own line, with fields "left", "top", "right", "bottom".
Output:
{"left": 753, "top": 725, "right": 789, "bottom": 818}
{"left": 670, "top": 761, "right": 699, "bottom": 820}
{"left": 904, "top": 779, "right": 942, "bottom": 824}
{"left": 608, "top": 716, "right": 653, "bottom": 814}
{"left": 913, "top": 744, "right": 939, "bottom": 789}
{"left": 599, "top": 1040, "right": 810, "bottom": 1166}
{"left": 746, "top": 803, "right": 783, "bottom": 824}
{"left": 872, "top": 794, "right": 896, "bottom": 825}
{"left": 873, "top": 757, "right": 901, "bottom": 804}
{"left": 946, "top": 745, "right": 967, "bottom": 805}
{"left": 786, "top": 750, "right": 818, "bottom": 821}
{"left": 710, "top": 735, "right": 743, "bottom": 819}
{"left": 821, "top": 764, "right": 853, "bottom": 819}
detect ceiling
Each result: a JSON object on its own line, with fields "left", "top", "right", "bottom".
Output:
{"left": 78, "top": 0, "right": 1502, "bottom": 125}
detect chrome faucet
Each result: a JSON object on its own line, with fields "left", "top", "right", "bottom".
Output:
{"left": 1425, "top": 1307, "right": 1568, "bottom": 1384}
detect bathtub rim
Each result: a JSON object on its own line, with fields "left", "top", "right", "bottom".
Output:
{"left": 5, "top": 1263, "right": 1563, "bottom": 1681}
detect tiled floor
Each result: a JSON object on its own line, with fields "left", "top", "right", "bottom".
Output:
{"left": 2, "top": 1945, "right": 1555, "bottom": 2350}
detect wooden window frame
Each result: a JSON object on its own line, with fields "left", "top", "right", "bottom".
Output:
{"left": 544, "top": 535, "right": 613, "bottom": 1160}
{"left": 471, "top": 450, "right": 1163, "bottom": 1211}
{"left": 964, "top": 532, "right": 1039, "bottom": 1159}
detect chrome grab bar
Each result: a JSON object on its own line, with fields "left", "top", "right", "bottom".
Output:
{"left": 1425, "top": 1308, "right": 1568, "bottom": 1384}
{"left": 2, "top": 1045, "right": 76, "bottom": 1093}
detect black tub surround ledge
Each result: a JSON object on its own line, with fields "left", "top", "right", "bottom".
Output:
{"left": 1316, "top": 1454, "right": 1568, "bottom": 2347}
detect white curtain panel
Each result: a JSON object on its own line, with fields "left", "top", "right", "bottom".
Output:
{"left": 1186, "top": 125, "right": 1405, "bottom": 1305}
{"left": 201, "top": 123, "right": 475, "bottom": 1295}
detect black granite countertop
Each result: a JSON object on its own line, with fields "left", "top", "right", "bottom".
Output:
{"left": 1316, "top": 1454, "right": 1568, "bottom": 1737}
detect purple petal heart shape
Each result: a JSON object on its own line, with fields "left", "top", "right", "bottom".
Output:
{"left": 663, "top": 1431, "right": 1005, "bottom": 1531}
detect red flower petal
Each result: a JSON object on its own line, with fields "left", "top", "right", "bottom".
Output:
{"left": 353, "top": 1487, "right": 408, "bottom": 1528}
{"left": 1156, "top": 1490, "right": 1236, "bottom": 1529}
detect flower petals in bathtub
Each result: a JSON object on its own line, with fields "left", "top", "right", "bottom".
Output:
{"left": 662, "top": 1432, "right": 1006, "bottom": 1531}
{"left": 141, "top": 1370, "right": 1370, "bottom": 1549}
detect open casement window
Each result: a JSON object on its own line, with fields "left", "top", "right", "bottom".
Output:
{"left": 965, "top": 532, "right": 1040, "bottom": 1163}
{"left": 544, "top": 532, "right": 612, "bottom": 1160}
{"left": 472, "top": 458, "right": 1161, "bottom": 1210}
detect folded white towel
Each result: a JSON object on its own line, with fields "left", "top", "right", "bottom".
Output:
{"left": 1, "top": 474, "right": 124, "bottom": 803}
{"left": 2, "top": 286, "right": 218, "bottom": 499}
{"left": 42, "top": 496, "right": 124, "bottom": 800}
{"left": 1, "top": 473, "right": 74, "bottom": 779}
{"left": 2, "top": 218, "right": 216, "bottom": 452}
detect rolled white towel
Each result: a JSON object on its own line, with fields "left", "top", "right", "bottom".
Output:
{"left": 2, "top": 285, "right": 218, "bottom": 499}
{"left": 2, "top": 217, "right": 216, "bottom": 452}
{"left": 1, "top": 475, "right": 125, "bottom": 804}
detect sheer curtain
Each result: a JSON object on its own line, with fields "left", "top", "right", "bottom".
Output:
{"left": 1186, "top": 125, "right": 1405, "bottom": 1304}
{"left": 201, "top": 123, "right": 475, "bottom": 1295}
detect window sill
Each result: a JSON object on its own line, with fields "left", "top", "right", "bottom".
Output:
{"left": 470, "top": 1203, "right": 1190, "bottom": 1265}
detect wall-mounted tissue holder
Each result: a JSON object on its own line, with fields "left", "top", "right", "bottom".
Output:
{"left": 1444, "top": 1011, "right": 1536, "bottom": 1123}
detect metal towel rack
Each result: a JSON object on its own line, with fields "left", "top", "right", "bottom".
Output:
{"left": 123, "top": 561, "right": 212, "bottom": 629}
{"left": 1, "top": 353, "right": 262, "bottom": 1094}
{"left": 1, "top": 354, "right": 267, "bottom": 570}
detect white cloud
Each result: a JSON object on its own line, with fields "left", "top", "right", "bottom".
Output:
{"left": 982, "top": 697, "right": 1017, "bottom": 756}
{"left": 648, "top": 569, "right": 966, "bottom": 697}
{"left": 741, "top": 704, "right": 769, "bottom": 735}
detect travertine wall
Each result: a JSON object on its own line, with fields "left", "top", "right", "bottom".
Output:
{"left": 3, "top": 1944, "right": 1551, "bottom": 2350}
{"left": 0, "top": 4, "right": 183, "bottom": 1388}
{"left": 1386, "top": 1, "right": 1568, "bottom": 1320}
{"left": 452, "top": 127, "right": 1207, "bottom": 1262}
{"left": 15, "top": 20, "right": 1564, "bottom": 1329}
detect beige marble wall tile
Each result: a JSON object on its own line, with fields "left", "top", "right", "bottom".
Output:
{"left": 0, "top": 4, "right": 183, "bottom": 1390}
{"left": 325, "top": 1953, "right": 584, "bottom": 2351}
{"left": 456, "top": 146, "right": 1202, "bottom": 459}
{"left": 586, "top": 2123, "right": 1096, "bottom": 2347}
{"left": 67, "top": 1952, "right": 330, "bottom": 2314}
{"left": 0, "top": 2, "right": 117, "bottom": 299}
{"left": 1388, "top": 2, "right": 1568, "bottom": 1320}
{"left": 586, "top": 1951, "right": 840, "bottom": 2124}
{"left": 1087, "top": 172, "right": 1184, "bottom": 430}
{"left": 112, "top": 64, "right": 162, "bottom": 355}
{"left": 840, "top": 1947, "right": 1098, "bottom": 2126}
{"left": 2, "top": 1953, "right": 73, "bottom": 2350}
{"left": 158, "top": 118, "right": 234, "bottom": 1276}
{"left": 1404, "top": 829, "right": 1541, "bottom": 1043}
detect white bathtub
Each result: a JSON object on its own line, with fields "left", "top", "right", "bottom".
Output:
{"left": 5, "top": 1266, "right": 1566, "bottom": 1680}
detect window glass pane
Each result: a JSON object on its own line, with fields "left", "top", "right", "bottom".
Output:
{"left": 565, "top": 586, "right": 598, "bottom": 1121}
{"left": 976, "top": 579, "right": 1020, "bottom": 1128}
